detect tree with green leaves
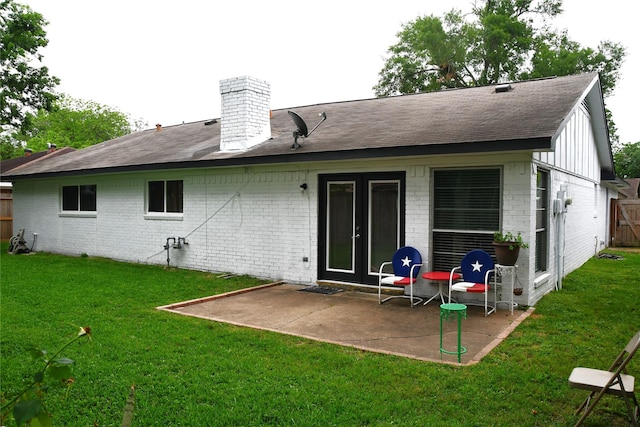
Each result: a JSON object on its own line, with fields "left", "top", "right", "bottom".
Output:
{"left": 12, "top": 95, "right": 144, "bottom": 154}
{"left": 1, "top": 0, "right": 59, "bottom": 131}
{"left": 374, "top": 0, "right": 625, "bottom": 139}
{"left": 1, "top": 2, "right": 145, "bottom": 160}
{"left": 1, "top": 0, "right": 60, "bottom": 159}
{"left": 613, "top": 142, "right": 640, "bottom": 179}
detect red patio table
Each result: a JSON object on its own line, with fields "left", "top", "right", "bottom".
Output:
{"left": 422, "top": 271, "right": 462, "bottom": 306}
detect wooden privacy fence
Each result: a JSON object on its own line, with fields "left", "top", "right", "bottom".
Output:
{"left": 0, "top": 188, "right": 12, "bottom": 241}
{"left": 611, "top": 199, "right": 640, "bottom": 247}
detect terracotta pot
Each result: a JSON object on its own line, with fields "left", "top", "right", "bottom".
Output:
{"left": 492, "top": 242, "right": 520, "bottom": 266}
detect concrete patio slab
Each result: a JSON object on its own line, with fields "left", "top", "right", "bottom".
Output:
{"left": 157, "top": 282, "right": 533, "bottom": 365}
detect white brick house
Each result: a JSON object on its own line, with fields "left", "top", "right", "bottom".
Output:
{"left": 2, "top": 73, "right": 625, "bottom": 307}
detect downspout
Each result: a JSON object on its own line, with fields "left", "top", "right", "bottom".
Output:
{"left": 554, "top": 186, "right": 571, "bottom": 290}
{"left": 555, "top": 211, "right": 565, "bottom": 290}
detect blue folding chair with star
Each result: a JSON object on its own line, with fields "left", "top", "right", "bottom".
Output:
{"left": 448, "top": 249, "right": 496, "bottom": 316}
{"left": 378, "top": 246, "right": 423, "bottom": 307}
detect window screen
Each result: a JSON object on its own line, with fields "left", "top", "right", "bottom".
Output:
{"left": 432, "top": 169, "right": 501, "bottom": 271}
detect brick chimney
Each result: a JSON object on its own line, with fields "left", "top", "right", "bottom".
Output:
{"left": 219, "top": 76, "right": 271, "bottom": 151}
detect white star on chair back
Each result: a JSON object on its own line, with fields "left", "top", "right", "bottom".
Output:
{"left": 460, "top": 250, "right": 494, "bottom": 284}
{"left": 391, "top": 247, "right": 423, "bottom": 278}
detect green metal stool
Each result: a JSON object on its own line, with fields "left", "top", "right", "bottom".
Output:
{"left": 440, "top": 303, "right": 467, "bottom": 363}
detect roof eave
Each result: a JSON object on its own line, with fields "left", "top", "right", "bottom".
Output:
{"left": 2, "top": 137, "right": 552, "bottom": 181}
{"left": 601, "top": 169, "right": 629, "bottom": 191}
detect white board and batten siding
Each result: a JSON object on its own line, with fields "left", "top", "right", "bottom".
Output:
{"left": 532, "top": 103, "right": 611, "bottom": 303}
{"left": 536, "top": 104, "right": 600, "bottom": 182}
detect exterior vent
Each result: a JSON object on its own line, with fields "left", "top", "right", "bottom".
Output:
{"left": 494, "top": 84, "right": 512, "bottom": 93}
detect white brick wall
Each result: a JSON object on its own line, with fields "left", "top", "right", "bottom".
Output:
{"left": 500, "top": 161, "right": 535, "bottom": 304}
{"left": 527, "top": 104, "right": 614, "bottom": 304}
{"left": 13, "top": 168, "right": 316, "bottom": 284}
{"left": 11, "top": 151, "right": 612, "bottom": 307}
{"left": 551, "top": 171, "right": 607, "bottom": 271}
{"left": 219, "top": 76, "right": 271, "bottom": 151}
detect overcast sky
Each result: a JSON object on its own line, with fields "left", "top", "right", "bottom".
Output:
{"left": 23, "top": 0, "right": 639, "bottom": 144}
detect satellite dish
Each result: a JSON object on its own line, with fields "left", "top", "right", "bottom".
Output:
{"left": 288, "top": 111, "right": 308, "bottom": 137}
{"left": 287, "top": 111, "right": 327, "bottom": 149}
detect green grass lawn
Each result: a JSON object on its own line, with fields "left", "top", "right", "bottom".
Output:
{"left": 1, "top": 245, "right": 638, "bottom": 426}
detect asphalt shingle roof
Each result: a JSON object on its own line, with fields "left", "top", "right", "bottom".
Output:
{"left": 0, "top": 147, "right": 75, "bottom": 174}
{"left": 2, "top": 73, "right": 603, "bottom": 180}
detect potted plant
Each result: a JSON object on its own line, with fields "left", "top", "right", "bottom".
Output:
{"left": 492, "top": 231, "right": 529, "bottom": 266}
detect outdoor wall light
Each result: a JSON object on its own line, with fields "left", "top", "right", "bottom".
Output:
{"left": 300, "top": 183, "right": 308, "bottom": 191}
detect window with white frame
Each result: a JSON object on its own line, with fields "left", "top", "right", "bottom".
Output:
{"left": 62, "top": 185, "right": 97, "bottom": 212}
{"left": 148, "top": 180, "right": 183, "bottom": 213}
{"left": 535, "top": 169, "right": 549, "bottom": 272}
{"left": 432, "top": 168, "right": 501, "bottom": 271}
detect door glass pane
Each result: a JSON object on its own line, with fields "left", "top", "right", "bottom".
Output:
{"left": 327, "top": 182, "right": 355, "bottom": 272}
{"left": 369, "top": 181, "right": 399, "bottom": 274}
